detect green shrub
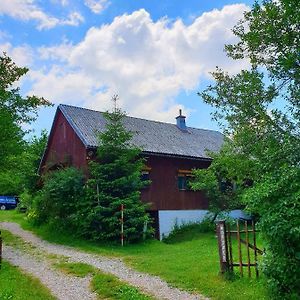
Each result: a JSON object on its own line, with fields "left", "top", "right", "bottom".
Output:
{"left": 244, "top": 166, "right": 300, "bottom": 298}
{"left": 17, "top": 190, "right": 32, "bottom": 212}
{"left": 30, "top": 167, "right": 85, "bottom": 229}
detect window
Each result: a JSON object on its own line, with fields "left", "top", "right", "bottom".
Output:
{"left": 141, "top": 166, "right": 151, "bottom": 187}
{"left": 141, "top": 170, "right": 150, "bottom": 181}
{"left": 178, "top": 169, "right": 193, "bottom": 191}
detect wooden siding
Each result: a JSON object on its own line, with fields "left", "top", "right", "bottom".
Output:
{"left": 40, "top": 110, "right": 88, "bottom": 174}
{"left": 141, "top": 155, "right": 210, "bottom": 211}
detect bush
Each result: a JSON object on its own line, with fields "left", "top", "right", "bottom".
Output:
{"left": 243, "top": 166, "right": 300, "bottom": 298}
{"left": 30, "top": 167, "right": 85, "bottom": 229}
{"left": 17, "top": 190, "right": 32, "bottom": 212}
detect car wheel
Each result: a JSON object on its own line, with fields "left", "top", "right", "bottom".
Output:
{"left": 0, "top": 205, "right": 6, "bottom": 210}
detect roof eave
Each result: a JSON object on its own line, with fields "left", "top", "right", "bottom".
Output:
{"left": 141, "top": 151, "right": 213, "bottom": 161}
{"left": 86, "top": 145, "right": 212, "bottom": 161}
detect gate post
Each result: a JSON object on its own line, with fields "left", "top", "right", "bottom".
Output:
{"left": 216, "top": 221, "right": 229, "bottom": 274}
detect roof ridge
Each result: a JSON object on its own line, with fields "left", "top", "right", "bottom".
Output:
{"left": 58, "top": 103, "right": 221, "bottom": 134}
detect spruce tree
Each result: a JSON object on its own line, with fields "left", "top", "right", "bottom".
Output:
{"left": 85, "top": 96, "right": 151, "bottom": 243}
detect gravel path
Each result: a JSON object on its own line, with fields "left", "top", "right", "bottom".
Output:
{"left": 0, "top": 222, "right": 208, "bottom": 300}
{"left": 3, "top": 245, "right": 96, "bottom": 300}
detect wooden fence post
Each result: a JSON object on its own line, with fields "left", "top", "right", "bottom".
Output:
{"left": 216, "top": 221, "right": 229, "bottom": 274}
{"left": 236, "top": 220, "right": 243, "bottom": 277}
{"left": 120, "top": 204, "right": 124, "bottom": 247}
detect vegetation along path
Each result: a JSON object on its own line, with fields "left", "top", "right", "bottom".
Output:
{"left": 0, "top": 222, "right": 208, "bottom": 300}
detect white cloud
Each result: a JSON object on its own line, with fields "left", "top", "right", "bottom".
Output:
{"left": 30, "top": 5, "right": 249, "bottom": 121}
{"left": 61, "top": 12, "right": 84, "bottom": 26}
{"left": 0, "top": 42, "right": 33, "bottom": 66}
{"left": 38, "top": 41, "right": 74, "bottom": 62}
{"left": 0, "top": 0, "right": 83, "bottom": 30}
{"left": 84, "top": 0, "right": 110, "bottom": 14}
{"left": 30, "top": 66, "right": 95, "bottom": 103}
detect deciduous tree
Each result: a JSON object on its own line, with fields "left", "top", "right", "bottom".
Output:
{"left": 0, "top": 53, "right": 50, "bottom": 194}
{"left": 194, "top": 0, "right": 300, "bottom": 296}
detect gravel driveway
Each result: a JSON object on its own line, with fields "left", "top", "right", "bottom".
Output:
{"left": 3, "top": 245, "right": 96, "bottom": 300}
{"left": 0, "top": 222, "right": 208, "bottom": 300}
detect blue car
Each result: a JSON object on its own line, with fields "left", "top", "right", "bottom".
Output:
{"left": 0, "top": 196, "right": 18, "bottom": 210}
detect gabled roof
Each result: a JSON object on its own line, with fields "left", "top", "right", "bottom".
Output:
{"left": 59, "top": 104, "right": 224, "bottom": 160}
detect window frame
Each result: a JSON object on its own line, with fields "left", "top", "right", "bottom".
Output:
{"left": 177, "top": 169, "right": 193, "bottom": 191}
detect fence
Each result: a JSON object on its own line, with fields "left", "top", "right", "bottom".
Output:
{"left": 216, "top": 220, "right": 263, "bottom": 277}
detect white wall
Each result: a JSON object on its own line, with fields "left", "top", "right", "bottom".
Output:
{"left": 158, "top": 209, "right": 251, "bottom": 240}
{"left": 158, "top": 210, "right": 209, "bottom": 240}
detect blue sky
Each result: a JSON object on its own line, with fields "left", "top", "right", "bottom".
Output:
{"left": 0, "top": 0, "right": 254, "bottom": 136}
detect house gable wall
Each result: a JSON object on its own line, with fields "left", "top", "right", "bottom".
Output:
{"left": 41, "top": 110, "right": 88, "bottom": 173}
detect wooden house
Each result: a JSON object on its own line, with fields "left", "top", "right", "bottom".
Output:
{"left": 40, "top": 104, "right": 224, "bottom": 239}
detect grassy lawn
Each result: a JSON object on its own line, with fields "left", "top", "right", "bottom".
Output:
{"left": 0, "top": 261, "right": 55, "bottom": 300}
{"left": 0, "top": 210, "right": 270, "bottom": 300}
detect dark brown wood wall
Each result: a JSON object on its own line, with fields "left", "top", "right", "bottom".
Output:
{"left": 41, "top": 110, "right": 88, "bottom": 173}
{"left": 141, "top": 155, "right": 210, "bottom": 211}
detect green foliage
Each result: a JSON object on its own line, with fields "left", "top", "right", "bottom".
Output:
{"left": 197, "top": 0, "right": 300, "bottom": 297}
{"left": 29, "top": 167, "right": 85, "bottom": 229}
{"left": 225, "top": 0, "right": 300, "bottom": 105}
{"left": 22, "top": 130, "right": 48, "bottom": 194}
{"left": 0, "top": 53, "right": 51, "bottom": 195}
{"left": 191, "top": 142, "right": 250, "bottom": 217}
{"left": 243, "top": 166, "right": 300, "bottom": 297}
{"left": 82, "top": 98, "right": 152, "bottom": 243}
{"left": 0, "top": 131, "right": 48, "bottom": 196}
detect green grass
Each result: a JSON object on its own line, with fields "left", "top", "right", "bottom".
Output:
{"left": 54, "top": 261, "right": 95, "bottom": 277}
{"left": 92, "top": 271, "right": 152, "bottom": 300}
{"left": 0, "top": 261, "right": 55, "bottom": 300}
{"left": 1, "top": 229, "right": 35, "bottom": 250}
{"left": 0, "top": 210, "right": 270, "bottom": 299}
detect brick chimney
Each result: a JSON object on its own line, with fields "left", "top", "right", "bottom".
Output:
{"left": 176, "top": 109, "right": 187, "bottom": 131}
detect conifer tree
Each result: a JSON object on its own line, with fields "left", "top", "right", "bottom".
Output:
{"left": 85, "top": 96, "right": 151, "bottom": 243}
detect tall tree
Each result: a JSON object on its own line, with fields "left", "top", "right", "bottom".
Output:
{"left": 0, "top": 53, "right": 50, "bottom": 194}
{"left": 194, "top": 0, "right": 300, "bottom": 297}
{"left": 83, "top": 96, "right": 151, "bottom": 243}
